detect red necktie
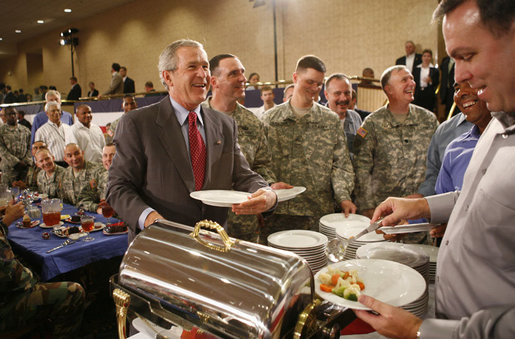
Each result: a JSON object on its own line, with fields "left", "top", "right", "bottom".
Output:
{"left": 188, "top": 111, "right": 206, "bottom": 191}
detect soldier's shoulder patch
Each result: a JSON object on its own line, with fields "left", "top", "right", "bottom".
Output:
{"left": 89, "top": 179, "right": 97, "bottom": 189}
{"left": 357, "top": 127, "right": 368, "bottom": 138}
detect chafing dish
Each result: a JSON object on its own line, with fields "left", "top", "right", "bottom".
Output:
{"left": 111, "top": 219, "right": 356, "bottom": 338}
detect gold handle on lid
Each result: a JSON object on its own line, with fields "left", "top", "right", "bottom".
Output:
{"left": 113, "top": 288, "right": 131, "bottom": 339}
{"left": 191, "top": 219, "right": 234, "bottom": 252}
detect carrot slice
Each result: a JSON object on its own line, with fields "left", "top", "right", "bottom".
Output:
{"left": 320, "top": 284, "right": 334, "bottom": 292}
{"left": 356, "top": 281, "right": 365, "bottom": 290}
{"left": 331, "top": 274, "right": 340, "bottom": 286}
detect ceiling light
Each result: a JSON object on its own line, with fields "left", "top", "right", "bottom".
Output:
{"left": 15, "top": 30, "right": 22, "bottom": 34}
{"left": 64, "top": 8, "right": 72, "bottom": 13}
{"left": 0, "top": 38, "right": 3, "bottom": 41}
{"left": 37, "top": 20, "right": 44, "bottom": 24}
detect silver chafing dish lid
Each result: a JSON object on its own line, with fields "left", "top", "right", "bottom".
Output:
{"left": 118, "top": 220, "right": 314, "bottom": 338}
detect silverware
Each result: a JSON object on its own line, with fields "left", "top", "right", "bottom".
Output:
{"left": 47, "top": 239, "right": 76, "bottom": 253}
{"left": 353, "top": 217, "right": 384, "bottom": 241}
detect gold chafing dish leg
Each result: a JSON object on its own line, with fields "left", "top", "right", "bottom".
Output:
{"left": 113, "top": 288, "right": 131, "bottom": 339}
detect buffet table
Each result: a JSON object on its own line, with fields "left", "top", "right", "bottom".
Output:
{"left": 7, "top": 203, "right": 128, "bottom": 281}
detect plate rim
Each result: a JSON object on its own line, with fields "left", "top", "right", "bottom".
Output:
{"left": 189, "top": 190, "right": 251, "bottom": 207}
{"left": 267, "top": 229, "right": 328, "bottom": 249}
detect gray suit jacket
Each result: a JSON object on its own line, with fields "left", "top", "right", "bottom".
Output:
{"left": 106, "top": 97, "right": 268, "bottom": 241}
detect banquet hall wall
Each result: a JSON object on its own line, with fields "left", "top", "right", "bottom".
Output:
{"left": 0, "top": 0, "right": 439, "bottom": 94}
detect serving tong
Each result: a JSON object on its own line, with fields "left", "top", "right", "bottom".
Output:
{"left": 47, "top": 239, "right": 76, "bottom": 253}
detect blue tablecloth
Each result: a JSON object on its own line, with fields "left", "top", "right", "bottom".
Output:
{"left": 7, "top": 204, "right": 128, "bottom": 281}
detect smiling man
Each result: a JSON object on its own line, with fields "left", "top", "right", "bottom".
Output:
{"left": 435, "top": 81, "right": 491, "bottom": 194}
{"left": 70, "top": 104, "right": 105, "bottom": 163}
{"left": 35, "top": 148, "right": 65, "bottom": 198}
{"left": 324, "top": 74, "right": 363, "bottom": 155}
{"left": 354, "top": 0, "right": 515, "bottom": 337}
{"left": 107, "top": 39, "right": 276, "bottom": 243}
{"left": 262, "top": 55, "right": 356, "bottom": 241}
{"left": 353, "top": 65, "right": 438, "bottom": 237}
{"left": 202, "top": 54, "right": 279, "bottom": 242}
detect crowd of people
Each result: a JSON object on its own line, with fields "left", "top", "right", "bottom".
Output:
{"left": 0, "top": 0, "right": 513, "bottom": 337}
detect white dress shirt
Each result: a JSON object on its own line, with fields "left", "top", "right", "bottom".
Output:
{"left": 34, "top": 121, "right": 74, "bottom": 161}
{"left": 70, "top": 121, "right": 106, "bottom": 163}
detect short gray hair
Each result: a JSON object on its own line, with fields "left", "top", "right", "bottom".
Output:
{"left": 380, "top": 65, "right": 410, "bottom": 91}
{"left": 158, "top": 39, "right": 205, "bottom": 90}
{"left": 45, "top": 90, "right": 61, "bottom": 102}
{"left": 45, "top": 101, "right": 61, "bottom": 112}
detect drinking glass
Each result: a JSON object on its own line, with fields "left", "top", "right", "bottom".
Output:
{"left": 81, "top": 215, "right": 95, "bottom": 242}
{"left": 0, "top": 190, "right": 10, "bottom": 209}
{"left": 101, "top": 203, "right": 114, "bottom": 226}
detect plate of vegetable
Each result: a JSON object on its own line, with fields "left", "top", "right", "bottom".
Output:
{"left": 314, "top": 259, "right": 426, "bottom": 310}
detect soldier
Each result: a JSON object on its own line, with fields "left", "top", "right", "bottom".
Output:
{"left": 12, "top": 141, "right": 48, "bottom": 191}
{"left": 77, "top": 144, "right": 116, "bottom": 213}
{"left": 202, "top": 54, "right": 280, "bottom": 242}
{"left": 36, "top": 148, "right": 66, "bottom": 198}
{"left": 59, "top": 143, "right": 100, "bottom": 206}
{"left": 353, "top": 65, "right": 438, "bottom": 243}
{"left": 262, "top": 55, "right": 356, "bottom": 240}
{"left": 0, "top": 107, "right": 32, "bottom": 185}
{"left": 0, "top": 201, "right": 85, "bottom": 336}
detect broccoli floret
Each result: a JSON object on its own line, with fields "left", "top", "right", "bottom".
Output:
{"left": 332, "top": 286, "right": 347, "bottom": 297}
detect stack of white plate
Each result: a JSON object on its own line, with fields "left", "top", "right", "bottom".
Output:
{"left": 402, "top": 243, "right": 439, "bottom": 283}
{"left": 319, "top": 213, "right": 370, "bottom": 240}
{"left": 356, "top": 242, "right": 430, "bottom": 317}
{"left": 335, "top": 223, "right": 386, "bottom": 260}
{"left": 268, "top": 230, "right": 328, "bottom": 273}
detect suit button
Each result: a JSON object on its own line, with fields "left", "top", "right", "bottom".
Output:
{"left": 445, "top": 240, "right": 449, "bottom": 246}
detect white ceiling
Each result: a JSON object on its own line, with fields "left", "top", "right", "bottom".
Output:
{"left": 0, "top": 0, "right": 135, "bottom": 58}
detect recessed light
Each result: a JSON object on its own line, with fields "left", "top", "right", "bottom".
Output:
{"left": 0, "top": 38, "right": 3, "bottom": 41}
{"left": 15, "top": 29, "right": 22, "bottom": 34}
{"left": 64, "top": 8, "right": 72, "bottom": 13}
{"left": 37, "top": 20, "right": 44, "bottom": 24}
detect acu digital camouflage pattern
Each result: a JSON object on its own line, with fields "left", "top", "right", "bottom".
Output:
{"left": 77, "top": 167, "right": 108, "bottom": 212}
{"left": 59, "top": 161, "right": 101, "bottom": 206}
{"left": 353, "top": 104, "right": 439, "bottom": 244}
{"left": 37, "top": 165, "right": 66, "bottom": 198}
{"left": 0, "top": 221, "right": 85, "bottom": 336}
{"left": 203, "top": 99, "right": 276, "bottom": 242}
{"left": 23, "top": 165, "right": 41, "bottom": 191}
{"left": 0, "top": 124, "right": 32, "bottom": 185}
{"left": 262, "top": 101, "right": 355, "bottom": 233}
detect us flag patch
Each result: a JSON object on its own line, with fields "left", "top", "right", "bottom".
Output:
{"left": 357, "top": 127, "right": 368, "bottom": 138}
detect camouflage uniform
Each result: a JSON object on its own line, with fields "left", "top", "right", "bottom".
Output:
{"left": 0, "top": 124, "right": 31, "bottom": 185}
{"left": 59, "top": 161, "right": 101, "bottom": 206}
{"left": 203, "top": 98, "right": 276, "bottom": 242}
{"left": 0, "top": 220, "right": 85, "bottom": 337}
{"left": 109, "top": 117, "right": 121, "bottom": 138}
{"left": 353, "top": 104, "right": 438, "bottom": 243}
{"left": 24, "top": 165, "right": 41, "bottom": 191}
{"left": 77, "top": 167, "right": 108, "bottom": 212}
{"left": 37, "top": 165, "right": 66, "bottom": 198}
{"left": 262, "top": 101, "right": 355, "bottom": 242}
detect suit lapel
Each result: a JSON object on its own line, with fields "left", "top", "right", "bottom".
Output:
{"left": 155, "top": 98, "right": 195, "bottom": 191}
{"left": 201, "top": 106, "right": 224, "bottom": 188}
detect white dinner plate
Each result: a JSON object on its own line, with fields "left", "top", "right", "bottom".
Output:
{"left": 273, "top": 186, "right": 306, "bottom": 202}
{"left": 320, "top": 213, "right": 371, "bottom": 229}
{"left": 268, "top": 230, "right": 328, "bottom": 249}
{"left": 40, "top": 221, "right": 64, "bottom": 228}
{"left": 336, "top": 222, "right": 385, "bottom": 242}
{"left": 190, "top": 190, "right": 251, "bottom": 207}
{"left": 314, "top": 259, "right": 426, "bottom": 310}
{"left": 379, "top": 223, "right": 437, "bottom": 234}
{"left": 356, "top": 242, "right": 429, "bottom": 268}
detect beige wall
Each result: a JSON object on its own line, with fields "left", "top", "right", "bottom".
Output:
{"left": 0, "top": 0, "right": 440, "bottom": 96}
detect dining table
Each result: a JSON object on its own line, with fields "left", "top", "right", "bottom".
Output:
{"left": 7, "top": 202, "right": 128, "bottom": 281}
